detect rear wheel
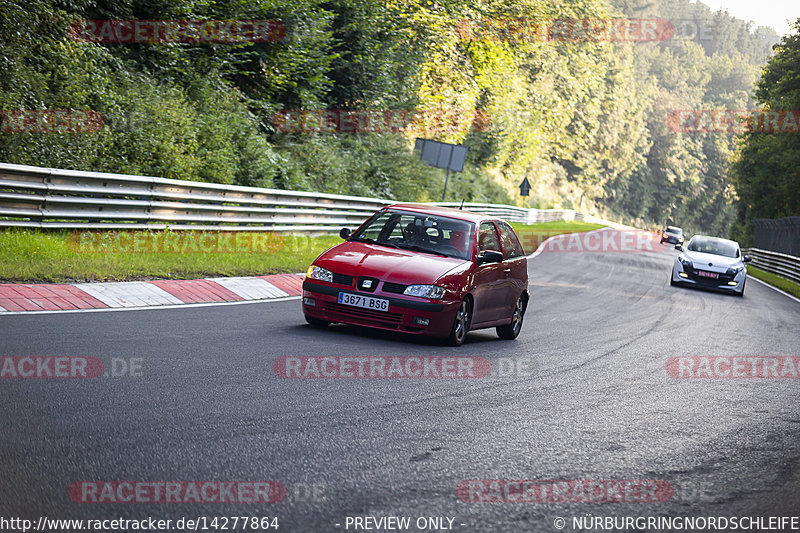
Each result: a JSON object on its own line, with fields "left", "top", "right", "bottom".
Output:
{"left": 446, "top": 298, "right": 472, "bottom": 346}
{"left": 305, "top": 315, "right": 330, "bottom": 327}
{"left": 497, "top": 294, "right": 527, "bottom": 340}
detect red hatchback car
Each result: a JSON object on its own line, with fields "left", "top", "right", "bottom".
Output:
{"left": 302, "top": 204, "right": 529, "bottom": 345}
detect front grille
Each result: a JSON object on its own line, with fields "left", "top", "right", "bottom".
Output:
{"left": 685, "top": 266, "right": 735, "bottom": 286}
{"left": 332, "top": 273, "right": 354, "bottom": 286}
{"left": 323, "top": 302, "right": 402, "bottom": 324}
{"left": 382, "top": 282, "right": 408, "bottom": 294}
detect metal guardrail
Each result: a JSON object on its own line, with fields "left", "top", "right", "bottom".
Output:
{"left": 429, "top": 202, "right": 577, "bottom": 224}
{"left": 0, "top": 163, "right": 390, "bottom": 232}
{"left": 743, "top": 248, "right": 800, "bottom": 285}
{"left": 0, "top": 163, "right": 629, "bottom": 232}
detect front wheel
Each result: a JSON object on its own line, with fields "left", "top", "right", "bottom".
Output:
{"left": 497, "top": 294, "right": 527, "bottom": 340}
{"left": 446, "top": 298, "right": 472, "bottom": 346}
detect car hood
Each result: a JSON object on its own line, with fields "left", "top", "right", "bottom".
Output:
{"left": 681, "top": 250, "right": 742, "bottom": 272}
{"left": 315, "top": 241, "right": 468, "bottom": 284}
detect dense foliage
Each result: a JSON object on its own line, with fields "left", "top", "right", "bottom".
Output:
{"left": 605, "top": 0, "right": 785, "bottom": 236}
{"left": 729, "top": 21, "right": 800, "bottom": 245}
{"left": 0, "top": 0, "right": 786, "bottom": 233}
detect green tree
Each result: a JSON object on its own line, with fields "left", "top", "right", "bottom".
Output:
{"left": 730, "top": 19, "right": 800, "bottom": 244}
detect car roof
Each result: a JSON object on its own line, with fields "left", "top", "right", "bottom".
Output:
{"left": 666, "top": 226, "right": 682, "bottom": 231}
{"left": 385, "top": 203, "right": 494, "bottom": 223}
{"left": 688, "top": 234, "right": 739, "bottom": 246}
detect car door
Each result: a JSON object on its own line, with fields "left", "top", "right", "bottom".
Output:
{"left": 471, "top": 221, "right": 506, "bottom": 325}
{"left": 496, "top": 221, "right": 528, "bottom": 312}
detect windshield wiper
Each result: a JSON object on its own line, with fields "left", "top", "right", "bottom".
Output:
{"left": 395, "top": 242, "right": 450, "bottom": 257}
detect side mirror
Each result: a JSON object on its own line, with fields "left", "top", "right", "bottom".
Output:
{"left": 674, "top": 244, "right": 683, "bottom": 251}
{"left": 743, "top": 255, "right": 752, "bottom": 263}
{"left": 339, "top": 227, "right": 351, "bottom": 239}
{"left": 477, "top": 250, "right": 503, "bottom": 265}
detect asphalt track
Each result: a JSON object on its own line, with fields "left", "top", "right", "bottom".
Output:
{"left": 1, "top": 231, "right": 799, "bottom": 532}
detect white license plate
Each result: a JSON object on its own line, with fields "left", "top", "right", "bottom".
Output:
{"left": 697, "top": 270, "right": 719, "bottom": 279}
{"left": 338, "top": 292, "right": 390, "bottom": 311}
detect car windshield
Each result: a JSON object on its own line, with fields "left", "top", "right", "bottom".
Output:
{"left": 349, "top": 209, "right": 474, "bottom": 260}
{"left": 666, "top": 227, "right": 682, "bottom": 235}
{"left": 686, "top": 237, "right": 739, "bottom": 258}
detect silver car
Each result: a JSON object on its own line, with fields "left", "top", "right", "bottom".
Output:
{"left": 671, "top": 235, "right": 751, "bottom": 296}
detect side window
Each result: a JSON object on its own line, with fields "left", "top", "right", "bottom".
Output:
{"left": 498, "top": 222, "right": 525, "bottom": 258}
{"left": 478, "top": 222, "right": 501, "bottom": 253}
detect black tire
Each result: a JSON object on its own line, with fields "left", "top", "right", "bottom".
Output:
{"left": 736, "top": 280, "right": 745, "bottom": 297}
{"left": 305, "top": 315, "right": 330, "bottom": 327}
{"left": 497, "top": 293, "right": 527, "bottom": 340}
{"left": 446, "top": 298, "right": 472, "bottom": 346}
{"left": 670, "top": 273, "right": 678, "bottom": 286}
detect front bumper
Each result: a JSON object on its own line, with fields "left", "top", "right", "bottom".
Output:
{"left": 672, "top": 262, "right": 745, "bottom": 292}
{"left": 301, "top": 280, "right": 460, "bottom": 337}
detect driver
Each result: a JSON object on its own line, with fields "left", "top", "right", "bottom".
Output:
{"left": 402, "top": 221, "right": 427, "bottom": 245}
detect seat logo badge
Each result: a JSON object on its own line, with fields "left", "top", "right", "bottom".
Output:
{"left": 362, "top": 280, "right": 373, "bottom": 288}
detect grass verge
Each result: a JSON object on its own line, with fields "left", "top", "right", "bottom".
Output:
{"left": 0, "top": 221, "right": 607, "bottom": 283}
{"left": 510, "top": 221, "right": 606, "bottom": 254}
{"left": 0, "top": 229, "right": 340, "bottom": 283}
{"left": 747, "top": 266, "right": 800, "bottom": 299}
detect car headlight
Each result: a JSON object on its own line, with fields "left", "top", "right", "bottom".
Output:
{"left": 306, "top": 265, "right": 333, "bottom": 283}
{"left": 403, "top": 284, "right": 446, "bottom": 299}
{"left": 678, "top": 256, "right": 692, "bottom": 268}
{"left": 727, "top": 265, "right": 745, "bottom": 275}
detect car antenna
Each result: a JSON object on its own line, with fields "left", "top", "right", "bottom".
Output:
{"left": 459, "top": 199, "right": 464, "bottom": 210}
